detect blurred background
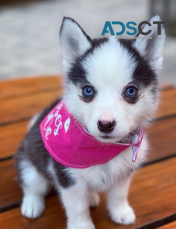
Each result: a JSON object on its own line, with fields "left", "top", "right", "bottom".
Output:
{"left": 0, "top": 0, "right": 175, "bottom": 84}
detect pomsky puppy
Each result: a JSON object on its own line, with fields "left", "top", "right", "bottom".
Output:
{"left": 15, "top": 15, "right": 165, "bottom": 229}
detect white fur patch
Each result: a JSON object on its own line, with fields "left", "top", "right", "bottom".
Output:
{"left": 21, "top": 195, "right": 45, "bottom": 219}
{"left": 84, "top": 37, "right": 137, "bottom": 88}
{"left": 20, "top": 160, "right": 49, "bottom": 219}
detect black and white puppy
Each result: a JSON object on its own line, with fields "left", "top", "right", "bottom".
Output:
{"left": 15, "top": 16, "right": 165, "bottom": 229}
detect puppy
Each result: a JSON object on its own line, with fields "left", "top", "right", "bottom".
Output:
{"left": 15, "top": 16, "right": 165, "bottom": 229}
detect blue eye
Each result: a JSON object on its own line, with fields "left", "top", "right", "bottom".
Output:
{"left": 126, "top": 87, "right": 137, "bottom": 97}
{"left": 83, "top": 86, "right": 94, "bottom": 97}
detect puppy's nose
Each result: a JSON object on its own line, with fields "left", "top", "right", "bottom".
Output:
{"left": 97, "top": 120, "right": 116, "bottom": 133}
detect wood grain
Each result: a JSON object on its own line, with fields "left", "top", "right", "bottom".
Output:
{"left": 0, "top": 120, "right": 29, "bottom": 159}
{"left": 0, "top": 76, "right": 63, "bottom": 100}
{"left": 146, "top": 116, "right": 176, "bottom": 162}
{"left": 0, "top": 159, "right": 22, "bottom": 209}
{"left": 1, "top": 157, "right": 176, "bottom": 229}
{"left": 158, "top": 221, "right": 176, "bottom": 229}
{"left": 154, "top": 88, "right": 176, "bottom": 120}
{"left": 0, "top": 89, "right": 64, "bottom": 125}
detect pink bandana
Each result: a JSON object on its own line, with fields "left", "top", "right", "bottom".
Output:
{"left": 40, "top": 101, "right": 144, "bottom": 168}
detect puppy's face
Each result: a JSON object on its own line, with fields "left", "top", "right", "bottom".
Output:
{"left": 60, "top": 17, "right": 165, "bottom": 143}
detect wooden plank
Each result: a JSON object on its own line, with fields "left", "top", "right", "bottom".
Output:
{"left": 0, "top": 159, "right": 22, "bottom": 209}
{"left": 0, "top": 120, "right": 29, "bottom": 159}
{"left": 1, "top": 157, "right": 176, "bottom": 229}
{"left": 0, "top": 197, "right": 66, "bottom": 229}
{"left": 154, "top": 88, "right": 176, "bottom": 120}
{"left": 0, "top": 76, "right": 63, "bottom": 100}
{"left": 0, "top": 89, "right": 63, "bottom": 125}
{"left": 158, "top": 221, "right": 176, "bottom": 229}
{"left": 146, "top": 116, "right": 176, "bottom": 162}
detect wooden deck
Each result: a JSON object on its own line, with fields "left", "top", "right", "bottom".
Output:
{"left": 0, "top": 76, "right": 176, "bottom": 229}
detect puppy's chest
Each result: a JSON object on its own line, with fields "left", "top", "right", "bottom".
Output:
{"left": 85, "top": 166, "right": 117, "bottom": 191}
{"left": 69, "top": 157, "right": 130, "bottom": 191}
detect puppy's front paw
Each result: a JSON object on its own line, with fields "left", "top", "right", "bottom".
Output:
{"left": 21, "top": 195, "right": 45, "bottom": 219}
{"left": 110, "top": 204, "right": 136, "bottom": 225}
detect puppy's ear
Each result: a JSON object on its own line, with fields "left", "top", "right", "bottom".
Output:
{"left": 133, "top": 15, "right": 166, "bottom": 70}
{"left": 60, "top": 17, "right": 92, "bottom": 71}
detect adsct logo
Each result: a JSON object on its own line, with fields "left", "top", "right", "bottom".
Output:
{"left": 101, "top": 20, "right": 165, "bottom": 39}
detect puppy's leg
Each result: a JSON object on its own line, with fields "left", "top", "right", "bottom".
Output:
{"left": 19, "top": 159, "right": 50, "bottom": 219}
{"left": 106, "top": 176, "right": 135, "bottom": 225}
{"left": 59, "top": 184, "right": 95, "bottom": 229}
